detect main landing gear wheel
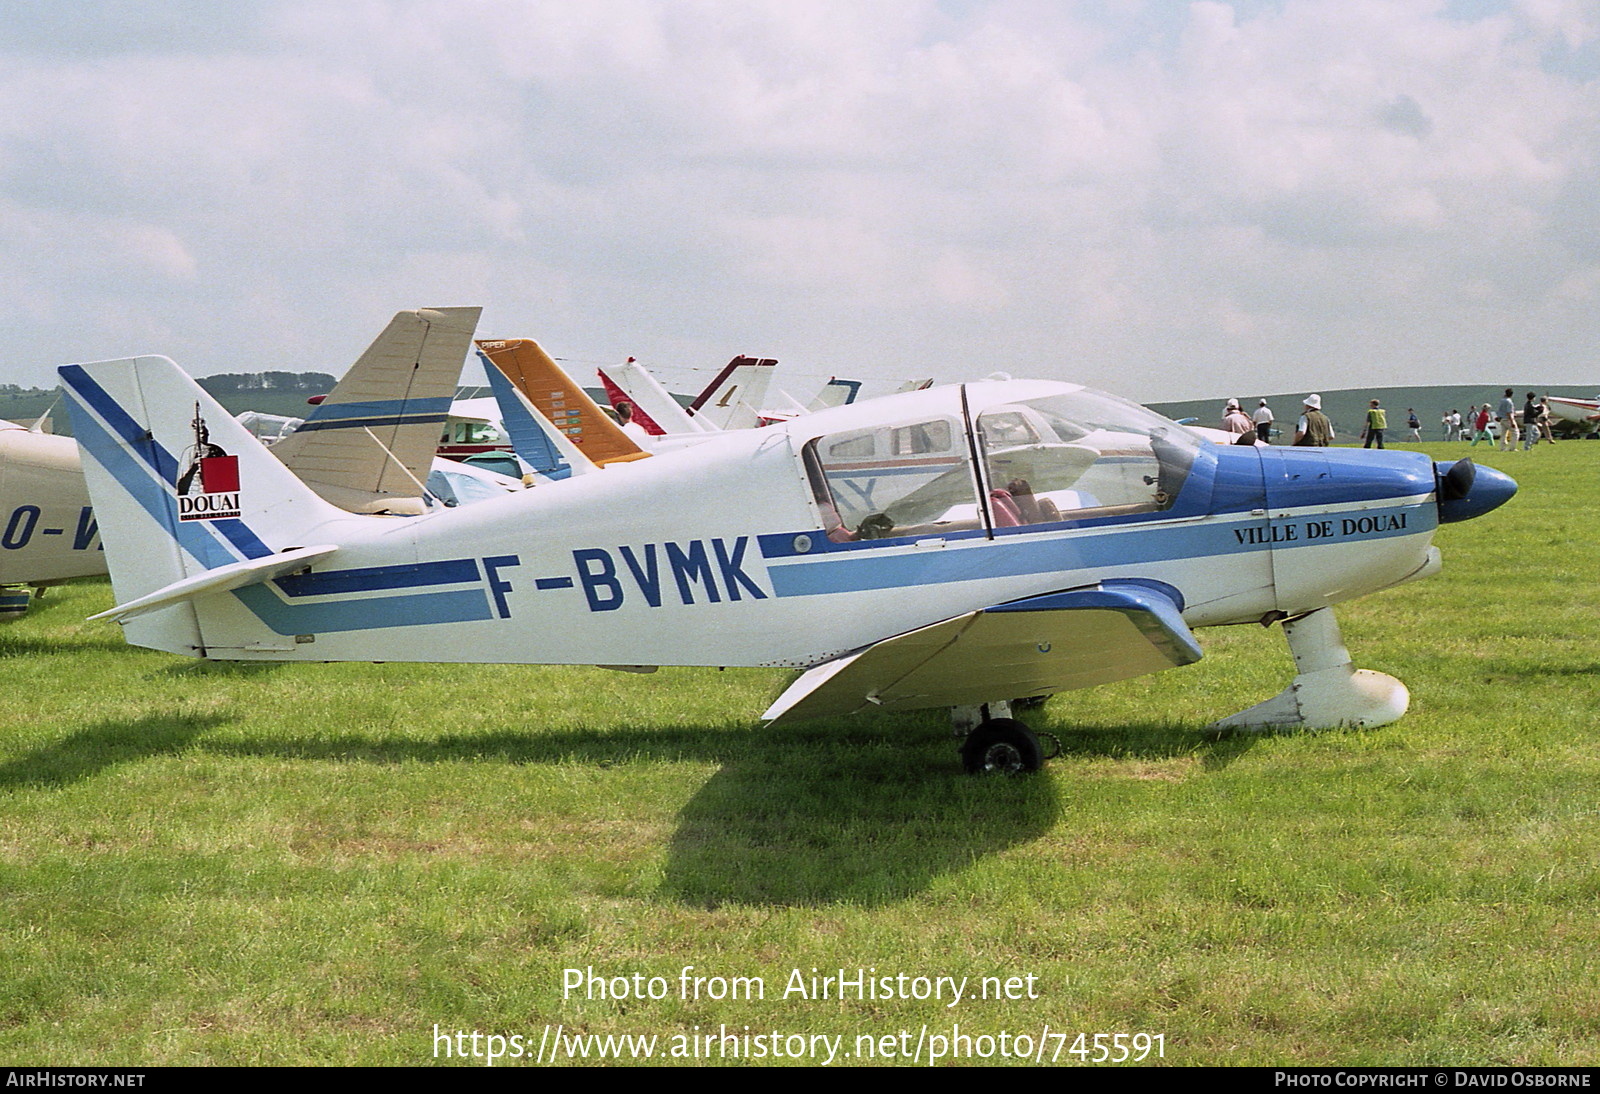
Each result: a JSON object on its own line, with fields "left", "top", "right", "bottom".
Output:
{"left": 961, "top": 718, "right": 1044, "bottom": 776}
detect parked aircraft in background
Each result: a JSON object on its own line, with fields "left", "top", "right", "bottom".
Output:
{"left": 267, "top": 306, "right": 513, "bottom": 514}
{"left": 0, "top": 418, "right": 101, "bottom": 620}
{"left": 4, "top": 306, "right": 523, "bottom": 620}
{"left": 236, "top": 410, "right": 303, "bottom": 445}
{"left": 436, "top": 399, "right": 514, "bottom": 462}
{"left": 686, "top": 355, "right": 778, "bottom": 430}
{"left": 265, "top": 306, "right": 525, "bottom": 512}
{"left": 597, "top": 357, "right": 710, "bottom": 439}
{"left": 598, "top": 355, "right": 884, "bottom": 437}
{"left": 475, "top": 339, "right": 650, "bottom": 478}
{"left": 64, "top": 357, "right": 1515, "bottom": 773}
{"left": 1542, "top": 395, "right": 1600, "bottom": 431}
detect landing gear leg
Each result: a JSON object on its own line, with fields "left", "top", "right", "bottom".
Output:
{"left": 952, "top": 703, "right": 1046, "bottom": 775}
{"left": 1209, "top": 607, "right": 1409, "bottom": 731}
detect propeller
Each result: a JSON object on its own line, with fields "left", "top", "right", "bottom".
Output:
{"left": 1438, "top": 458, "right": 1476, "bottom": 502}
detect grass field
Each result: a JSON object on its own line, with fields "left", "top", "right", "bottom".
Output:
{"left": 2, "top": 441, "right": 1596, "bottom": 1067}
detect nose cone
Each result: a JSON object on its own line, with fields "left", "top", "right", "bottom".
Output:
{"left": 1436, "top": 459, "right": 1517, "bottom": 523}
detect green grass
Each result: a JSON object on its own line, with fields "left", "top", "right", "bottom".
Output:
{"left": 2, "top": 440, "right": 1597, "bottom": 1066}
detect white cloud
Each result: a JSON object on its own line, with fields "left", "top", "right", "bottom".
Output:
{"left": 1, "top": 0, "right": 1598, "bottom": 397}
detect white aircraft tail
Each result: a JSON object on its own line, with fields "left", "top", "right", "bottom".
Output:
{"left": 687, "top": 355, "right": 777, "bottom": 430}
{"left": 59, "top": 356, "right": 364, "bottom": 656}
{"left": 807, "top": 377, "right": 862, "bottom": 412}
{"left": 270, "top": 306, "right": 480, "bottom": 512}
{"left": 598, "top": 359, "right": 713, "bottom": 435}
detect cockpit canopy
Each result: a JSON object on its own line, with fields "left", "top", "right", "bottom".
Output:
{"left": 802, "top": 384, "right": 1201, "bottom": 542}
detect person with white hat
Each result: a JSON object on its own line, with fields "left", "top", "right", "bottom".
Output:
{"left": 1221, "top": 398, "right": 1253, "bottom": 436}
{"left": 1292, "top": 394, "right": 1334, "bottom": 446}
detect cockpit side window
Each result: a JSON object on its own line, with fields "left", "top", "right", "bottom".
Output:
{"left": 978, "top": 394, "right": 1197, "bottom": 524}
{"left": 890, "top": 420, "right": 951, "bottom": 455}
{"left": 448, "top": 421, "right": 503, "bottom": 446}
{"left": 977, "top": 412, "right": 1037, "bottom": 447}
{"left": 828, "top": 433, "right": 875, "bottom": 459}
{"left": 803, "top": 418, "right": 973, "bottom": 540}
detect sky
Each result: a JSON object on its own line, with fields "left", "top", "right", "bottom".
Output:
{"left": 2, "top": 0, "right": 1598, "bottom": 402}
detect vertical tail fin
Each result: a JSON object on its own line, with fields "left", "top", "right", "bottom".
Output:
{"left": 598, "top": 359, "right": 714, "bottom": 435}
{"left": 687, "top": 356, "right": 777, "bottom": 430}
{"left": 270, "top": 307, "right": 480, "bottom": 511}
{"left": 59, "top": 356, "right": 359, "bottom": 654}
{"left": 477, "top": 347, "right": 594, "bottom": 479}
{"left": 808, "top": 378, "right": 862, "bottom": 411}
{"left": 476, "top": 339, "right": 646, "bottom": 472}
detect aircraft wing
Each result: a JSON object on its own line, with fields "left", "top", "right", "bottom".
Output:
{"left": 763, "top": 581, "right": 1202, "bottom": 725}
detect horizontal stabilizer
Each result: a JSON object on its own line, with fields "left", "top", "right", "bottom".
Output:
{"left": 91, "top": 544, "right": 339, "bottom": 624}
{"left": 764, "top": 581, "right": 1201, "bottom": 724}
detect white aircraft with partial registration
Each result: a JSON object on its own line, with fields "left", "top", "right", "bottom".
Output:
{"left": 0, "top": 418, "right": 102, "bottom": 620}
{"left": 60, "top": 357, "right": 1516, "bottom": 772}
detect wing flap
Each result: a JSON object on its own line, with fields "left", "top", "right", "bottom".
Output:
{"left": 763, "top": 581, "right": 1201, "bottom": 725}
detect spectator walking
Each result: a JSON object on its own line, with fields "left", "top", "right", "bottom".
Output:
{"left": 1363, "top": 400, "right": 1387, "bottom": 449}
{"left": 1252, "top": 399, "right": 1274, "bottom": 444}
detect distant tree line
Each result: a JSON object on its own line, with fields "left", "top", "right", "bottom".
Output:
{"left": 0, "top": 384, "right": 54, "bottom": 398}
{"left": 197, "top": 372, "right": 335, "bottom": 395}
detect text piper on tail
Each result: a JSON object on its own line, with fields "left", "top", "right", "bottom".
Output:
{"left": 61, "top": 356, "right": 1515, "bottom": 774}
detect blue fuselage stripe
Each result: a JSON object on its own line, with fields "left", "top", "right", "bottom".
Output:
{"left": 301, "top": 398, "right": 454, "bottom": 423}
{"left": 273, "top": 559, "right": 482, "bottom": 597}
{"left": 294, "top": 414, "right": 449, "bottom": 433}
{"left": 762, "top": 503, "right": 1433, "bottom": 597}
{"left": 234, "top": 584, "right": 494, "bottom": 635}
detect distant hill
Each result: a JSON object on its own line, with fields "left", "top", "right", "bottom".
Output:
{"left": 0, "top": 376, "right": 336, "bottom": 437}
{"left": 1147, "top": 384, "right": 1597, "bottom": 441}
{"left": 6, "top": 377, "right": 1594, "bottom": 442}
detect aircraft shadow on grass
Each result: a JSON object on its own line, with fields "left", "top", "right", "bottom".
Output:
{"left": 1050, "top": 721, "right": 1266, "bottom": 773}
{"left": 659, "top": 719, "right": 1061, "bottom": 908}
{"left": 0, "top": 711, "right": 230, "bottom": 791}
{"left": 153, "top": 660, "right": 289, "bottom": 681}
{"left": 0, "top": 701, "right": 1254, "bottom": 905}
{"left": 201, "top": 709, "right": 1253, "bottom": 907}
{"left": 201, "top": 711, "right": 1065, "bottom": 906}
{"left": 659, "top": 716, "right": 1271, "bottom": 908}
{"left": 0, "top": 633, "right": 129, "bottom": 657}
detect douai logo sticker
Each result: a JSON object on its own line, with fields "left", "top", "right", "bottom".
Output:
{"left": 176, "top": 404, "right": 242, "bottom": 522}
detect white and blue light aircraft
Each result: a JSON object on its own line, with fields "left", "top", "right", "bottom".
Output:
{"left": 60, "top": 356, "right": 1515, "bottom": 773}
